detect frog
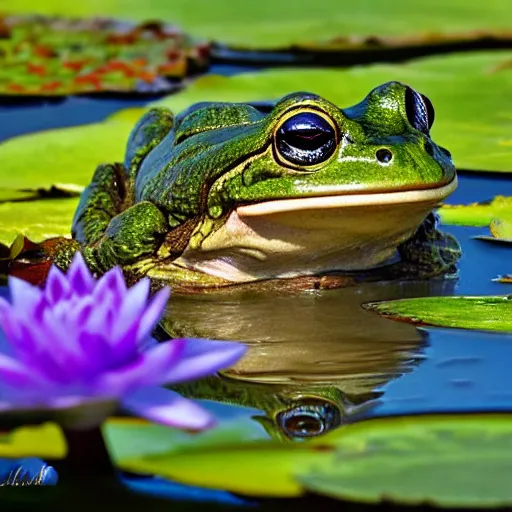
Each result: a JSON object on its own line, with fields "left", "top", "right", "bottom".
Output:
{"left": 31, "top": 81, "right": 461, "bottom": 291}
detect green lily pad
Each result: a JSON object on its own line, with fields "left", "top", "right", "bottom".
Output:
{"left": 0, "top": 15, "right": 209, "bottom": 96}
{"left": 102, "top": 414, "right": 268, "bottom": 465}
{"left": 301, "top": 414, "right": 512, "bottom": 507}
{"left": 0, "top": 52, "right": 510, "bottom": 202}
{"left": 364, "top": 295, "right": 512, "bottom": 332}
{"left": 439, "top": 196, "right": 512, "bottom": 226}
{"left": 3, "top": 0, "right": 511, "bottom": 49}
{"left": 0, "top": 121, "right": 129, "bottom": 194}
{"left": 113, "top": 413, "right": 512, "bottom": 506}
{"left": 119, "top": 439, "right": 332, "bottom": 497}
{"left": 0, "top": 198, "right": 77, "bottom": 245}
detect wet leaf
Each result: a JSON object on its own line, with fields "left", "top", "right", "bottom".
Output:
{"left": 103, "top": 415, "right": 268, "bottom": 465}
{"left": 0, "top": 423, "right": 66, "bottom": 458}
{"left": 0, "top": 198, "right": 77, "bottom": 245}
{"left": 439, "top": 196, "right": 512, "bottom": 226}
{"left": 3, "top": 0, "right": 511, "bottom": 49}
{"left": 301, "top": 414, "right": 512, "bottom": 507}
{"left": 364, "top": 295, "right": 512, "bottom": 332}
{"left": 0, "top": 15, "right": 209, "bottom": 96}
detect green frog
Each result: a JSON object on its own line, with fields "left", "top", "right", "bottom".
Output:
{"left": 36, "top": 81, "right": 461, "bottom": 290}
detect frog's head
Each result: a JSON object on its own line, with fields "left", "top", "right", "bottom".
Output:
{"left": 145, "top": 82, "right": 457, "bottom": 282}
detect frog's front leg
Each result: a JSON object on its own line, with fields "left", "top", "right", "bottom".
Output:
{"left": 86, "top": 201, "right": 168, "bottom": 273}
{"left": 392, "top": 212, "right": 462, "bottom": 279}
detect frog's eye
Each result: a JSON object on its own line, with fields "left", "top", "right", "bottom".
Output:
{"left": 276, "top": 399, "right": 342, "bottom": 439}
{"left": 275, "top": 111, "right": 337, "bottom": 167}
{"left": 405, "top": 87, "right": 435, "bottom": 134}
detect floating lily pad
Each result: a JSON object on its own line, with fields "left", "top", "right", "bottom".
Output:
{"left": 0, "top": 423, "right": 65, "bottom": 458}
{"left": 3, "top": 0, "right": 511, "bottom": 49}
{"left": 0, "top": 121, "right": 129, "bottom": 195}
{"left": 0, "top": 52, "right": 510, "bottom": 203}
{"left": 364, "top": 295, "right": 512, "bottom": 332}
{"left": 439, "top": 196, "right": 512, "bottom": 226}
{"left": 301, "top": 414, "right": 512, "bottom": 507}
{"left": 115, "top": 413, "right": 512, "bottom": 507}
{"left": 0, "top": 15, "right": 209, "bottom": 96}
{"left": 0, "top": 198, "right": 77, "bottom": 245}
{"left": 103, "top": 415, "right": 268, "bottom": 465}
{"left": 475, "top": 216, "right": 512, "bottom": 244}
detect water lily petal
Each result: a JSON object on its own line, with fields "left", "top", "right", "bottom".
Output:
{"left": 95, "top": 339, "right": 186, "bottom": 395}
{"left": 110, "top": 278, "right": 150, "bottom": 342}
{"left": 135, "top": 286, "right": 171, "bottom": 345}
{"left": 92, "top": 266, "right": 126, "bottom": 306}
{"left": 162, "top": 338, "right": 247, "bottom": 384}
{"left": 67, "top": 253, "right": 96, "bottom": 296}
{"left": 8, "top": 277, "right": 43, "bottom": 314}
{"left": 0, "top": 353, "right": 44, "bottom": 388}
{"left": 122, "top": 386, "right": 214, "bottom": 430}
{"left": 44, "top": 266, "right": 72, "bottom": 305}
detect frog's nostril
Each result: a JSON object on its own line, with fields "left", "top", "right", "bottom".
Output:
{"left": 376, "top": 148, "right": 393, "bottom": 165}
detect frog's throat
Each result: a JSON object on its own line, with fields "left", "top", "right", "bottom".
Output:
{"left": 173, "top": 177, "right": 457, "bottom": 283}
{"left": 236, "top": 176, "right": 457, "bottom": 217}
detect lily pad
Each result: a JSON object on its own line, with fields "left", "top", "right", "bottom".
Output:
{"left": 439, "top": 196, "right": 512, "bottom": 226}
{"left": 103, "top": 415, "right": 268, "bottom": 465}
{"left": 0, "top": 423, "right": 65, "bottom": 458}
{"left": 0, "top": 15, "right": 209, "bottom": 96}
{"left": 301, "top": 414, "right": 512, "bottom": 508}
{"left": 0, "top": 198, "right": 77, "bottom": 245}
{"left": 364, "top": 295, "right": 512, "bottom": 332}
{"left": 113, "top": 413, "right": 512, "bottom": 506}
{"left": 475, "top": 216, "right": 512, "bottom": 244}
{"left": 3, "top": 0, "right": 511, "bottom": 49}
{"left": 0, "top": 52, "right": 510, "bottom": 202}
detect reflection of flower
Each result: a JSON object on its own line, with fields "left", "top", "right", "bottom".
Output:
{"left": 0, "top": 254, "right": 246, "bottom": 430}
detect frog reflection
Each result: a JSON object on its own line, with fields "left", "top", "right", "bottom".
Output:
{"left": 171, "top": 375, "right": 381, "bottom": 442}
{"left": 160, "top": 279, "right": 449, "bottom": 440}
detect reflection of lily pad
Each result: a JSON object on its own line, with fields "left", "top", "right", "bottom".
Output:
{"left": 439, "top": 196, "right": 512, "bottom": 226}
{"left": 0, "top": 15, "right": 209, "bottom": 96}
{"left": 0, "top": 198, "right": 77, "bottom": 245}
{"left": 3, "top": 0, "right": 511, "bottom": 49}
{"left": 0, "top": 52, "right": 510, "bottom": 202}
{"left": 364, "top": 295, "right": 512, "bottom": 332}
{"left": 301, "top": 414, "right": 512, "bottom": 507}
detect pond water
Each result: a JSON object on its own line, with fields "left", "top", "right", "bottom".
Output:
{"left": 0, "top": 66, "right": 511, "bottom": 506}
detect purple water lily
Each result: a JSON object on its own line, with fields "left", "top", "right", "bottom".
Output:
{"left": 0, "top": 253, "right": 246, "bottom": 430}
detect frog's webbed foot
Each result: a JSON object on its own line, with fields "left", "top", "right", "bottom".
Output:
{"left": 391, "top": 212, "right": 461, "bottom": 279}
{"left": 86, "top": 201, "right": 167, "bottom": 273}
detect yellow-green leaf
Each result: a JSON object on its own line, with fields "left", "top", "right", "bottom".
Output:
{"left": 439, "top": 196, "right": 512, "bottom": 226}
{"left": 0, "top": 423, "right": 66, "bottom": 458}
{"left": 0, "top": 198, "right": 78, "bottom": 245}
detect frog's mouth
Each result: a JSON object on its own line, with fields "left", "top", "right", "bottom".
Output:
{"left": 175, "top": 177, "right": 457, "bottom": 282}
{"left": 236, "top": 177, "right": 457, "bottom": 218}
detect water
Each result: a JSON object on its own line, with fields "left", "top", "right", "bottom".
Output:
{"left": 0, "top": 73, "right": 510, "bottom": 505}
